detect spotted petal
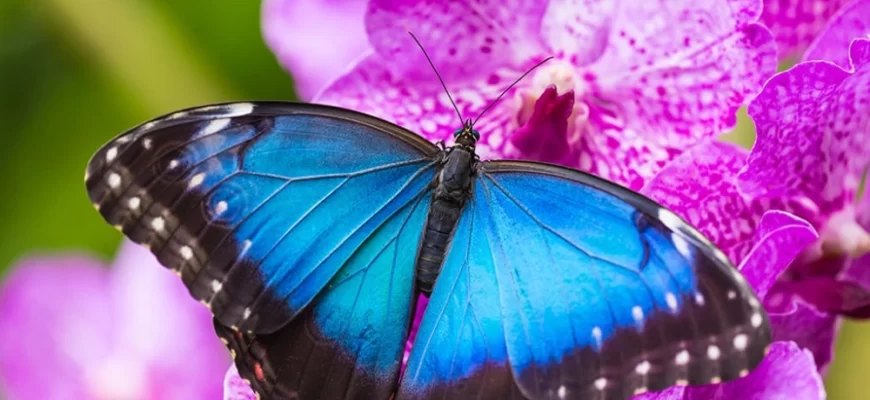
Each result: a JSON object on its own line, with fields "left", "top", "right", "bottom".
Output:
{"left": 642, "top": 140, "right": 759, "bottom": 262}
{"left": 802, "top": 0, "right": 870, "bottom": 68}
{"left": 737, "top": 44, "right": 870, "bottom": 221}
{"left": 739, "top": 210, "right": 818, "bottom": 298}
{"left": 364, "top": 0, "right": 546, "bottom": 80}
{"left": 761, "top": 0, "right": 853, "bottom": 61}
{"left": 569, "top": 0, "right": 776, "bottom": 188}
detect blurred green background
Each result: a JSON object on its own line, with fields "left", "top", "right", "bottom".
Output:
{"left": 0, "top": 0, "right": 866, "bottom": 398}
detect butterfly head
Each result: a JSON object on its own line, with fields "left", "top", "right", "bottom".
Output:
{"left": 453, "top": 120, "right": 480, "bottom": 148}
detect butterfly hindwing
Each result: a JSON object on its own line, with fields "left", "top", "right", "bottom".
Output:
{"left": 400, "top": 161, "right": 770, "bottom": 400}
{"left": 85, "top": 102, "right": 440, "bottom": 334}
{"left": 215, "top": 191, "right": 432, "bottom": 399}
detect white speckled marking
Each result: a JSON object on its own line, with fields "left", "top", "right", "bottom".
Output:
{"left": 202, "top": 118, "right": 231, "bottom": 136}
{"left": 180, "top": 246, "right": 193, "bottom": 260}
{"left": 168, "top": 159, "right": 179, "bottom": 169}
{"left": 707, "top": 345, "right": 720, "bottom": 360}
{"left": 169, "top": 110, "right": 189, "bottom": 119}
{"left": 666, "top": 292, "right": 678, "bottom": 311}
{"left": 143, "top": 138, "right": 153, "bottom": 150}
{"left": 672, "top": 233, "right": 692, "bottom": 257}
{"left": 107, "top": 173, "right": 121, "bottom": 188}
{"left": 106, "top": 147, "right": 118, "bottom": 163}
{"left": 734, "top": 334, "right": 748, "bottom": 350}
{"left": 657, "top": 208, "right": 685, "bottom": 232}
{"left": 215, "top": 200, "right": 228, "bottom": 215}
{"left": 676, "top": 350, "right": 689, "bottom": 365}
{"left": 632, "top": 306, "right": 644, "bottom": 323}
{"left": 751, "top": 312, "right": 763, "bottom": 328}
{"left": 558, "top": 385, "right": 566, "bottom": 398}
{"left": 727, "top": 290, "right": 737, "bottom": 300}
{"left": 710, "top": 376, "right": 722, "bottom": 384}
{"left": 635, "top": 360, "right": 651, "bottom": 375}
{"left": 739, "top": 369, "right": 749, "bottom": 377}
{"left": 225, "top": 103, "right": 255, "bottom": 116}
{"left": 128, "top": 196, "right": 141, "bottom": 210}
{"left": 151, "top": 217, "right": 165, "bottom": 232}
{"left": 594, "top": 378, "right": 606, "bottom": 390}
{"left": 592, "top": 326, "right": 602, "bottom": 347}
{"left": 211, "top": 279, "right": 223, "bottom": 292}
{"left": 189, "top": 173, "right": 205, "bottom": 188}
{"left": 695, "top": 293, "right": 705, "bottom": 306}
{"left": 242, "top": 307, "right": 252, "bottom": 320}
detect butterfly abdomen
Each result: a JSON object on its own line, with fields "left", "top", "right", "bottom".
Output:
{"left": 416, "top": 147, "right": 476, "bottom": 293}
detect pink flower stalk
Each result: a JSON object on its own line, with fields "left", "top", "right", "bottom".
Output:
{"left": 306, "top": 0, "right": 777, "bottom": 190}
{"left": 0, "top": 242, "right": 228, "bottom": 400}
{"left": 760, "top": 0, "right": 852, "bottom": 61}
{"left": 262, "top": 0, "right": 370, "bottom": 100}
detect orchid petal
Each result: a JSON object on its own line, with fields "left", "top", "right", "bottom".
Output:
{"left": 803, "top": 0, "right": 870, "bottom": 69}
{"left": 739, "top": 210, "right": 818, "bottom": 298}
{"left": 262, "top": 0, "right": 370, "bottom": 100}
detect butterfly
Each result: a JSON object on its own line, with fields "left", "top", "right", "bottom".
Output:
{"left": 85, "top": 101, "right": 771, "bottom": 400}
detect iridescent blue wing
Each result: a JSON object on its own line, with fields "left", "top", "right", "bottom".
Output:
{"left": 85, "top": 102, "right": 439, "bottom": 335}
{"left": 399, "top": 161, "right": 771, "bottom": 400}
{"left": 215, "top": 190, "right": 431, "bottom": 399}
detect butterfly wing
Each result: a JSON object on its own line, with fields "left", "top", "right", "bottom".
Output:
{"left": 85, "top": 102, "right": 439, "bottom": 335}
{"left": 399, "top": 161, "right": 771, "bottom": 400}
{"left": 214, "top": 190, "right": 431, "bottom": 399}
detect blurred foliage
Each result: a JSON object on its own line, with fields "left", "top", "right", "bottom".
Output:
{"left": 0, "top": 0, "right": 865, "bottom": 398}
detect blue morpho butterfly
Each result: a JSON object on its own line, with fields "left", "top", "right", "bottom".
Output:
{"left": 85, "top": 62, "right": 770, "bottom": 400}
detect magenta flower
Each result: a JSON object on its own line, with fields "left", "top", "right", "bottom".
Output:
{"left": 303, "top": 0, "right": 777, "bottom": 190}
{"left": 760, "top": 0, "right": 852, "bottom": 61}
{"left": 0, "top": 242, "right": 228, "bottom": 400}
{"left": 735, "top": 0, "right": 870, "bottom": 356}
{"left": 640, "top": 140, "right": 826, "bottom": 399}
{"left": 262, "top": 0, "right": 369, "bottom": 100}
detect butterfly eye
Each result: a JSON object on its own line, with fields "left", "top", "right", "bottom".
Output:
{"left": 471, "top": 130, "right": 480, "bottom": 141}
{"left": 453, "top": 128, "right": 464, "bottom": 138}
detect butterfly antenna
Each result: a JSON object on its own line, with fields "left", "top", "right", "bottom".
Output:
{"left": 409, "top": 32, "right": 464, "bottom": 126}
{"left": 471, "top": 57, "right": 554, "bottom": 127}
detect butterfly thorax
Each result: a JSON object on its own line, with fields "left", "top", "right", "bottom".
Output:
{"left": 416, "top": 142, "right": 477, "bottom": 294}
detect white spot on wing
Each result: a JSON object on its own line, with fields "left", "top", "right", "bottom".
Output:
{"left": 242, "top": 307, "right": 252, "bottom": 320}
{"left": 666, "top": 292, "right": 678, "bottom": 311}
{"left": 672, "top": 233, "right": 692, "bottom": 257}
{"left": 128, "top": 196, "right": 141, "bottom": 210}
{"left": 676, "top": 350, "right": 689, "bottom": 365}
{"left": 635, "top": 360, "right": 651, "bottom": 375}
{"left": 180, "top": 246, "right": 193, "bottom": 260}
{"left": 707, "top": 345, "right": 720, "bottom": 360}
{"left": 632, "top": 306, "right": 644, "bottom": 323}
{"left": 695, "top": 293, "right": 705, "bottom": 306}
{"left": 211, "top": 279, "right": 223, "bottom": 292}
{"left": 202, "top": 118, "right": 231, "bottom": 136}
{"left": 734, "top": 334, "right": 748, "bottom": 350}
{"left": 143, "top": 138, "right": 153, "bottom": 150}
{"left": 168, "top": 159, "right": 179, "bottom": 169}
{"left": 594, "top": 378, "right": 606, "bottom": 390}
{"left": 592, "top": 326, "right": 602, "bottom": 347}
{"left": 751, "top": 312, "right": 763, "bottom": 328}
{"left": 225, "top": 103, "right": 255, "bottom": 116}
{"left": 727, "top": 290, "right": 737, "bottom": 300}
{"left": 215, "top": 200, "right": 228, "bottom": 215}
{"left": 106, "top": 147, "right": 118, "bottom": 163}
{"left": 169, "top": 110, "right": 189, "bottom": 119}
{"left": 151, "top": 217, "right": 165, "bottom": 232}
{"left": 107, "top": 173, "right": 121, "bottom": 188}
{"left": 189, "top": 173, "right": 205, "bottom": 188}
{"left": 558, "top": 385, "right": 566, "bottom": 398}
